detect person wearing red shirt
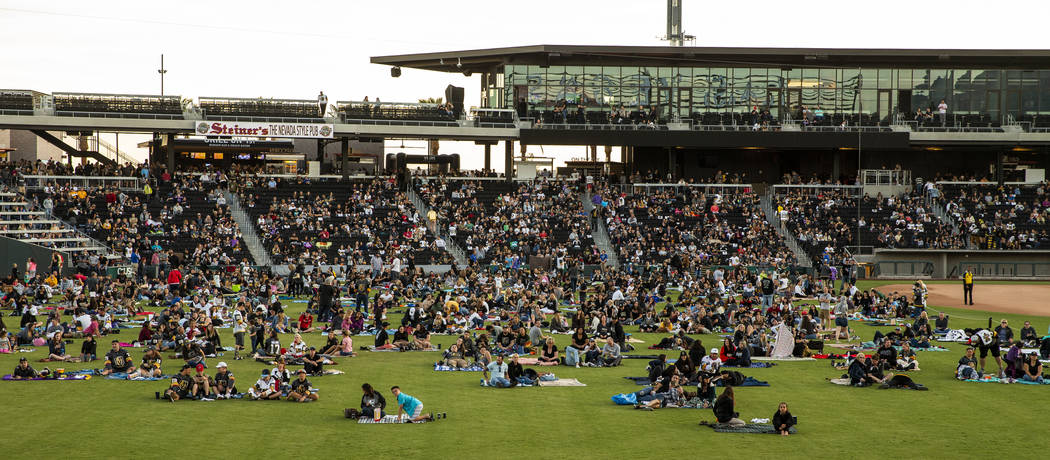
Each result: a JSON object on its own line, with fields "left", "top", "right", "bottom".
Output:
{"left": 297, "top": 312, "right": 315, "bottom": 333}
{"left": 167, "top": 267, "right": 183, "bottom": 296}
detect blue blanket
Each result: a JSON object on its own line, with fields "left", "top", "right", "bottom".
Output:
{"left": 433, "top": 363, "right": 485, "bottom": 372}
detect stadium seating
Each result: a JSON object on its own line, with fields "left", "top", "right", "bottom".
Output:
{"left": 238, "top": 178, "right": 452, "bottom": 266}
{"left": 52, "top": 92, "right": 182, "bottom": 117}
{"left": 337, "top": 101, "right": 455, "bottom": 123}
{"left": 0, "top": 90, "right": 34, "bottom": 113}
{"left": 414, "top": 178, "right": 597, "bottom": 267}
{"left": 199, "top": 97, "right": 322, "bottom": 121}
{"left": 937, "top": 182, "right": 1050, "bottom": 249}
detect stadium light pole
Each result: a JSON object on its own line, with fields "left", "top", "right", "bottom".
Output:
{"left": 158, "top": 54, "right": 168, "bottom": 96}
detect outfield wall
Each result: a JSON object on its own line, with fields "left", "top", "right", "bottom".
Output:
{"left": 867, "top": 249, "right": 1050, "bottom": 279}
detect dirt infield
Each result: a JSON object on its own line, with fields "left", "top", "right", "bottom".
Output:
{"left": 877, "top": 283, "right": 1050, "bottom": 316}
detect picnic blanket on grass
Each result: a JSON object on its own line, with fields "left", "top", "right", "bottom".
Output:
{"left": 715, "top": 377, "right": 769, "bottom": 387}
{"left": 754, "top": 356, "right": 816, "bottom": 362}
{"left": 368, "top": 346, "right": 439, "bottom": 352}
{"left": 723, "top": 362, "right": 777, "bottom": 368}
{"left": 964, "top": 376, "right": 1050, "bottom": 385}
{"left": 433, "top": 363, "right": 485, "bottom": 372}
{"left": 516, "top": 357, "right": 558, "bottom": 366}
{"left": 708, "top": 423, "right": 797, "bottom": 434}
{"left": 538, "top": 378, "right": 586, "bottom": 387}
{"left": 357, "top": 415, "right": 427, "bottom": 424}
{"left": 104, "top": 372, "right": 173, "bottom": 381}
{"left": 3, "top": 374, "right": 90, "bottom": 381}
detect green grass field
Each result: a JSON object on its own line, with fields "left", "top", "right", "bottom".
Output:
{"left": 2, "top": 279, "right": 1048, "bottom": 459}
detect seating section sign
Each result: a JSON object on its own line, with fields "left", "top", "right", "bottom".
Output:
{"left": 196, "top": 121, "right": 334, "bottom": 139}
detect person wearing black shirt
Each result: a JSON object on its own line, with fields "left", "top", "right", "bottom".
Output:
{"left": 164, "top": 365, "right": 195, "bottom": 401}
{"left": 875, "top": 339, "right": 897, "bottom": 370}
{"left": 772, "top": 402, "right": 795, "bottom": 436}
{"left": 1019, "top": 321, "right": 1039, "bottom": 347}
{"left": 12, "top": 357, "right": 39, "bottom": 379}
{"left": 213, "top": 362, "right": 236, "bottom": 399}
{"left": 412, "top": 327, "right": 432, "bottom": 350}
{"left": 713, "top": 386, "right": 744, "bottom": 426}
{"left": 287, "top": 370, "right": 317, "bottom": 402}
{"left": 79, "top": 335, "right": 97, "bottom": 362}
{"left": 360, "top": 383, "right": 386, "bottom": 418}
{"left": 102, "top": 340, "right": 135, "bottom": 376}
{"left": 375, "top": 322, "right": 390, "bottom": 349}
{"left": 302, "top": 347, "right": 324, "bottom": 375}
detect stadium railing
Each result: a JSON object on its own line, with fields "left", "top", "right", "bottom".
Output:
{"left": 21, "top": 175, "right": 141, "bottom": 191}
{"left": 199, "top": 96, "right": 323, "bottom": 122}
{"left": 52, "top": 92, "right": 182, "bottom": 119}
{"left": 336, "top": 100, "right": 456, "bottom": 125}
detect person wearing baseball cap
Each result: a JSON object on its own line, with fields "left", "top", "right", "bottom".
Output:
{"left": 701, "top": 348, "right": 723, "bottom": 375}
{"left": 164, "top": 364, "right": 195, "bottom": 402}
{"left": 214, "top": 362, "right": 236, "bottom": 399}
{"left": 287, "top": 369, "right": 317, "bottom": 402}
{"left": 12, "top": 357, "right": 39, "bottom": 379}
{"left": 250, "top": 369, "right": 279, "bottom": 400}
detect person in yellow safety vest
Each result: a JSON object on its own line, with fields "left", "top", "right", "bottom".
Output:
{"left": 963, "top": 269, "right": 974, "bottom": 305}
{"left": 144, "top": 182, "right": 154, "bottom": 202}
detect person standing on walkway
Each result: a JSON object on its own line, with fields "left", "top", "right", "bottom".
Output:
{"left": 963, "top": 268, "right": 974, "bottom": 305}
{"left": 317, "top": 91, "right": 328, "bottom": 117}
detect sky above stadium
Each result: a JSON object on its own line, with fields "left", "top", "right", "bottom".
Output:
{"left": 2, "top": 0, "right": 1047, "bottom": 169}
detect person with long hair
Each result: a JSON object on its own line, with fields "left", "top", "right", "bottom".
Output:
{"left": 360, "top": 383, "right": 387, "bottom": 419}
{"left": 772, "top": 402, "right": 794, "bottom": 436}
{"left": 713, "top": 386, "right": 744, "bottom": 426}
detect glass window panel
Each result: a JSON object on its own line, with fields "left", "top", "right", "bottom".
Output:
{"left": 820, "top": 88, "right": 837, "bottom": 112}
{"left": 526, "top": 67, "right": 545, "bottom": 86}
{"left": 709, "top": 68, "right": 727, "bottom": 90}
{"left": 692, "top": 68, "right": 710, "bottom": 89}
{"left": 1039, "top": 71, "right": 1050, "bottom": 114}
{"left": 547, "top": 66, "right": 566, "bottom": 86}
{"left": 840, "top": 69, "right": 860, "bottom": 90}
{"left": 878, "top": 69, "right": 893, "bottom": 89}
{"left": 860, "top": 90, "right": 877, "bottom": 115}
{"left": 897, "top": 69, "right": 912, "bottom": 90}
{"left": 563, "top": 66, "right": 582, "bottom": 86}
{"left": 602, "top": 66, "right": 621, "bottom": 88}
{"left": 859, "top": 69, "right": 876, "bottom": 89}
{"left": 675, "top": 67, "right": 691, "bottom": 87}
{"left": 583, "top": 66, "right": 603, "bottom": 86}
{"left": 912, "top": 90, "right": 930, "bottom": 113}
{"left": 692, "top": 86, "right": 708, "bottom": 113}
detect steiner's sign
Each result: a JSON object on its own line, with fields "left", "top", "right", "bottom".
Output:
{"left": 195, "top": 121, "right": 334, "bottom": 139}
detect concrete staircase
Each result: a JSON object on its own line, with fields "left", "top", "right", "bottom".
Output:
{"left": 760, "top": 193, "right": 813, "bottom": 268}
{"left": 0, "top": 191, "right": 113, "bottom": 258}
{"left": 223, "top": 191, "right": 272, "bottom": 266}
{"left": 406, "top": 187, "right": 468, "bottom": 267}
{"left": 924, "top": 188, "right": 973, "bottom": 249}
{"left": 581, "top": 191, "right": 620, "bottom": 269}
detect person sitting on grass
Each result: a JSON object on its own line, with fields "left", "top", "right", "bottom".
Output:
{"left": 876, "top": 339, "right": 897, "bottom": 370}
{"left": 412, "top": 326, "right": 432, "bottom": 351}
{"left": 601, "top": 337, "right": 622, "bottom": 367}
{"left": 43, "top": 332, "right": 73, "bottom": 362}
{"left": 483, "top": 354, "right": 511, "bottom": 388}
{"left": 79, "top": 335, "right": 97, "bottom": 362}
{"left": 164, "top": 364, "right": 195, "bottom": 401}
{"left": 391, "top": 386, "right": 435, "bottom": 423}
{"left": 933, "top": 312, "right": 951, "bottom": 335}
{"left": 700, "top": 348, "right": 722, "bottom": 376}
{"left": 287, "top": 333, "right": 308, "bottom": 359}
{"left": 956, "top": 347, "right": 980, "bottom": 380}
{"left": 101, "top": 340, "right": 135, "bottom": 376}
{"left": 849, "top": 354, "right": 890, "bottom": 387}
{"left": 213, "top": 361, "right": 237, "bottom": 399}
{"left": 128, "top": 347, "right": 163, "bottom": 379}
{"left": 713, "top": 386, "right": 745, "bottom": 426}
{"left": 249, "top": 369, "right": 280, "bottom": 400}
{"left": 287, "top": 369, "right": 317, "bottom": 402}
{"left": 1019, "top": 321, "right": 1039, "bottom": 347}
{"left": 507, "top": 353, "right": 532, "bottom": 386}
{"left": 772, "top": 402, "right": 794, "bottom": 436}
{"left": 391, "top": 326, "right": 412, "bottom": 350}
{"left": 1021, "top": 353, "right": 1043, "bottom": 383}
{"left": 191, "top": 364, "right": 213, "bottom": 400}
{"left": 360, "top": 383, "right": 386, "bottom": 419}
{"left": 896, "top": 342, "right": 918, "bottom": 371}
{"left": 303, "top": 347, "right": 325, "bottom": 375}
{"left": 1003, "top": 341, "right": 1024, "bottom": 380}
{"left": 12, "top": 357, "right": 39, "bottom": 379}
{"left": 538, "top": 337, "right": 559, "bottom": 365}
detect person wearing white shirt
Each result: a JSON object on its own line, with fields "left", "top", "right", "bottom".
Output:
{"left": 701, "top": 348, "right": 722, "bottom": 374}
{"left": 317, "top": 91, "right": 328, "bottom": 117}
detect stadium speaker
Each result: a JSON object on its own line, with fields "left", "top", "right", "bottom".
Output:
{"left": 390, "top": 66, "right": 401, "bottom": 78}
{"left": 463, "top": 70, "right": 473, "bottom": 77}
{"left": 445, "top": 84, "right": 465, "bottom": 117}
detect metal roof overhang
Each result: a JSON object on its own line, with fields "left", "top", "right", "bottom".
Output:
{"left": 371, "top": 45, "right": 1050, "bottom": 72}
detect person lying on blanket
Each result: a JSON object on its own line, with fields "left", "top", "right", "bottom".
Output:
{"left": 127, "top": 347, "right": 163, "bottom": 379}
{"left": 443, "top": 343, "right": 470, "bottom": 369}
{"left": 12, "top": 357, "right": 39, "bottom": 379}
{"left": 287, "top": 369, "right": 318, "bottom": 402}
{"left": 164, "top": 364, "right": 196, "bottom": 401}
{"left": 634, "top": 374, "right": 685, "bottom": 410}
{"left": 101, "top": 340, "right": 135, "bottom": 376}
{"left": 213, "top": 361, "right": 237, "bottom": 399}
